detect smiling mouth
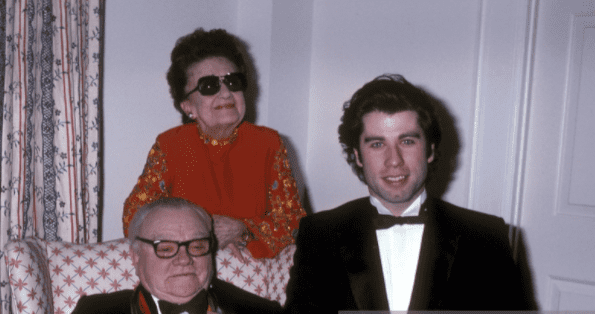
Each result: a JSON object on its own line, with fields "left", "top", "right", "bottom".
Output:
{"left": 384, "top": 175, "right": 407, "bottom": 183}
{"left": 214, "top": 103, "right": 235, "bottom": 110}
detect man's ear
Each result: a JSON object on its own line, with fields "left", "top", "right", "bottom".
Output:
{"left": 427, "top": 143, "right": 435, "bottom": 163}
{"left": 354, "top": 148, "right": 363, "bottom": 167}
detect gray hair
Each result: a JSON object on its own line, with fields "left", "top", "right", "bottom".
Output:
{"left": 128, "top": 197, "right": 213, "bottom": 253}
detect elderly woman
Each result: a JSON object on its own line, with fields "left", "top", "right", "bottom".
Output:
{"left": 123, "top": 28, "right": 306, "bottom": 259}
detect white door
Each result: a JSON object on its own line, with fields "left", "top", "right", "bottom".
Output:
{"left": 520, "top": 0, "right": 595, "bottom": 310}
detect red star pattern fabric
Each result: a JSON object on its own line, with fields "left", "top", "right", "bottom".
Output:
{"left": 215, "top": 245, "right": 295, "bottom": 304}
{"left": 3, "top": 238, "right": 294, "bottom": 314}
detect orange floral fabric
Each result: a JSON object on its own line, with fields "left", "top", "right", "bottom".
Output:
{"left": 123, "top": 122, "right": 306, "bottom": 258}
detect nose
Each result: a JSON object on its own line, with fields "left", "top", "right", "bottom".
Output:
{"left": 217, "top": 79, "right": 232, "bottom": 98}
{"left": 173, "top": 245, "right": 193, "bottom": 265}
{"left": 385, "top": 145, "right": 404, "bottom": 167}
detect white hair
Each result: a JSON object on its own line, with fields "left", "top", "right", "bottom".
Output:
{"left": 128, "top": 197, "right": 213, "bottom": 253}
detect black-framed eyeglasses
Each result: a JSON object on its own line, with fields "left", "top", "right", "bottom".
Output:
{"left": 185, "top": 72, "right": 247, "bottom": 98}
{"left": 135, "top": 236, "right": 213, "bottom": 259}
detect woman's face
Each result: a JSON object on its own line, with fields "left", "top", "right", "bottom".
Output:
{"left": 181, "top": 56, "right": 246, "bottom": 134}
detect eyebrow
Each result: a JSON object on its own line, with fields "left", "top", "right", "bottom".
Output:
{"left": 398, "top": 132, "right": 422, "bottom": 139}
{"left": 150, "top": 232, "right": 209, "bottom": 240}
{"left": 363, "top": 136, "right": 385, "bottom": 143}
{"left": 362, "top": 132, "right": 422, "bottom": 143}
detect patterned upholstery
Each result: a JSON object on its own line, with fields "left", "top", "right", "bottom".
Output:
{"left": 4, "top": 238, "right": 54, "bottom": 314}
{"left": 216, "top": 243, "right": 295, "bottom": 304}
{"left": 3, "top": 238, "right": 295, "bottom": 314}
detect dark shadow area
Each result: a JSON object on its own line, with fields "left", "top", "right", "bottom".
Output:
{"left": 231, "top": 33, "right": 313, "bottom": 214}
{"left": 419, "top": 86, "right": 537, "bottom": 309}
{"left": 236, "top": 33, "right": 312, "bottom": 214}
{"left": 420, "top": 89, "right": 460, "bottom": 199}
{"left": 300, "top": 189, "right": 314, "bottom": 216}
{"left": 280, "top": 135, "right": 314, "bottom": 216}
{"left": 235, "top": 34, "right": 312, "bottom": 214}
{"left": 512, "top": 226, "right": 539, "bottom": 310}
{"left": 234, "top": 36, "right": 258, "bottom": 124}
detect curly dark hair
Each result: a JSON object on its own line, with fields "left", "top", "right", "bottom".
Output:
{"left": 338, "top": 74, "right": 442, "bottom": 183}
{"left": 167, "top": 28, "right": 246, "bottom": 124}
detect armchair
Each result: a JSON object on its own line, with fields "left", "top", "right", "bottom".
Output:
{"left": 3, "top": 237, "right": 294, "bottom": 314}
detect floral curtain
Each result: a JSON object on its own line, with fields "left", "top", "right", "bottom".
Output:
{"left": 0, "top": 0, "right": 104, "bottom": 313}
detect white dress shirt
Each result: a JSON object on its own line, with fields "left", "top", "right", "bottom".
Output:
{"left": 371, "top": 190, "right": 426, "bottom": 311}
{"left": 151, "top": 295, "right": 163, "bottom": 314}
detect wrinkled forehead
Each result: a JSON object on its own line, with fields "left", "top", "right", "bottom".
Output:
{"left": 140, "top": 206, "right": 210, "bottom": 239}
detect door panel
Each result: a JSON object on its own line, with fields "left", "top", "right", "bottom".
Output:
{"left": 521, "top": 0, "right": 595, "bottom": 310}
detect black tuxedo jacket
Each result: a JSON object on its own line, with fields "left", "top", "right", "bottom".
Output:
{"left": 71, "top": 278, "right": 282, "bottom": 314}
{"left": 284, "top": 197, "right": 530, "bottom": 312}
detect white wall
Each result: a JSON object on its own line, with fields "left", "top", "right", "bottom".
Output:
{"left": 103, "top": 0, "right": 528, "bottom": 240}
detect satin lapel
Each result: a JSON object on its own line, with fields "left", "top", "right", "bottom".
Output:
{"left": 130, "top": 285, "right": 158, "bottom": 314}
{"left": 409, "top": 198, "right": 461, "bottom": 310}
{"left": 338, "top": 201, "right": 389, "bottom": 310}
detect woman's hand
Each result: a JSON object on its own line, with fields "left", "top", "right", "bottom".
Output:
{"left": 212, "top": 215, "right": 252, "bottom": 261}
{"left": 224, "top": 242, "right": 252, "bottom": 263}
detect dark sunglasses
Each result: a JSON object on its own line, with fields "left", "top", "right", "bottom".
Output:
{"left": 185, "top": 72, "right": 247, "bottom": 98}
{"left": 135, "top": 236, "right": 213, "bottom": 259}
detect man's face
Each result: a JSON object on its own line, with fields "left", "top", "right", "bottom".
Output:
{"left": 354, "top": 110, "right": 434, "bottom": 216}
{"left": 132, "top": 207, "right": 213, "bottom": 304}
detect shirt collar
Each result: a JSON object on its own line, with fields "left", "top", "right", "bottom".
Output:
{"left": 151, "top": 295, "right": 163, "bottom": 314}
{"left": 370, "top": 189, "right": 427, "bottom": 217}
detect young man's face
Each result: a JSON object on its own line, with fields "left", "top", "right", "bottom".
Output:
{"left": 354, "top": 110, "right": 434, "bottom": 216}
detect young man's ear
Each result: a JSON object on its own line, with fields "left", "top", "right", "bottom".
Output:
{"left": 427, "top": 143, "right": 435, "bottom": 163}
{"left": 354, "top": 148, "right": 363, "bottom": 168}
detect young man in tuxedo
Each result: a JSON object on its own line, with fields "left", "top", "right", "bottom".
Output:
{"left": 284, "top": 74, "right": 530, "bottom": 312}
{"left": 72, "top": 197, "right": 281, "bottom": 314}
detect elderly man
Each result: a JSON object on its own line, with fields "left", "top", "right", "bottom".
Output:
{"left": 72, "top": 197, "right": 281, "bottom": 314}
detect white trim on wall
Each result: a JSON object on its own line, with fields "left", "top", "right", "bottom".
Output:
{"left": 509, "top": 0, "right": 537, "bottom": 256}
{"left": 466, "top": 0, "right": 537, "bottom": 256}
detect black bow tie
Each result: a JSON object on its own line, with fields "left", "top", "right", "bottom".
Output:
{"left": 374, "top": 214, "right": 425, "bottom": 229}
{"left": 373, "top": 204, "right": 428, "bottom": 229}
{"left": 158, "top": 290, "right": 208, "bottom": 314}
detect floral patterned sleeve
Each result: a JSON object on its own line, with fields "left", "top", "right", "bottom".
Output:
{"left": 243, "top": 140, "right": 307, "bottom": 259}
{"left": 122, "top": 140, "right": 170, "bottom": 236}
